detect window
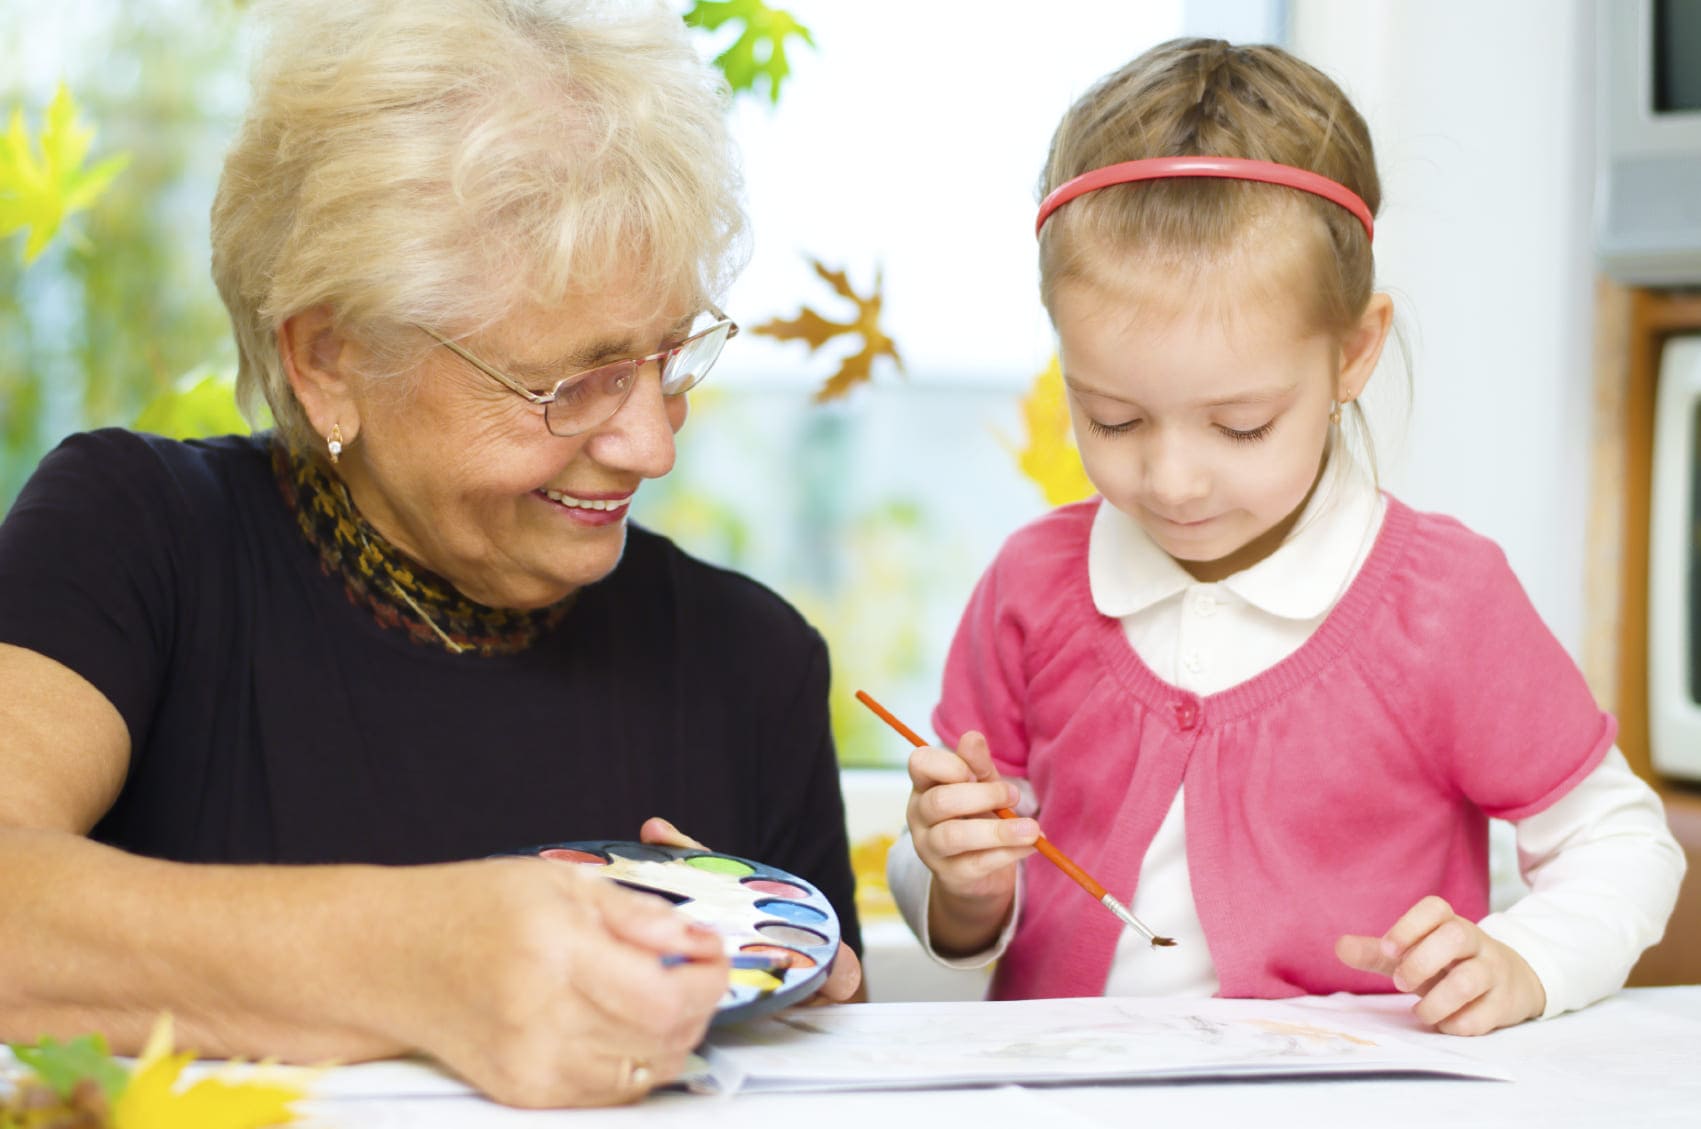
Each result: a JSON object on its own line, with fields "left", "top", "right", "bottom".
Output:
{"left": 637, "top": 1, "right": 1218, "bottom": 763}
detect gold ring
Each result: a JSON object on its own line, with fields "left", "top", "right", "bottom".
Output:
{"left": 623, "top": 1058, "right": 654, "bottom": 1091}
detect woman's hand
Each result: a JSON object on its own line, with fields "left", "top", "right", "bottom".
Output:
{"left": 638, "top": 816, "right": 864, "bottom": 1004}
{"left": 1335, "top": 895, "right": 1547, "bottom": 1035}
{"left": 390, "top": 856, "right": 727, "bottom": 1108}
{"left": 905, "top": 730, "right": 1038, "bottom": 956}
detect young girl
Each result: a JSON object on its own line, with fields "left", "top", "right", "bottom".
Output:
{"left": 888, "top": 38, "right": 1685, "bottom": 1035}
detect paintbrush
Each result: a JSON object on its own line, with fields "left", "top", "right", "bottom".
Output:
{"left": 855, "top": 689, "right": 1176, "bottom": 949}
{"left": 660, "top": 952, "right": 792, "bottom": 971}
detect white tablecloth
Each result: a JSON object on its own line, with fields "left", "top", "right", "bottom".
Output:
{"left": 297, "top": 987, "right": 1701, "bottom": 1128}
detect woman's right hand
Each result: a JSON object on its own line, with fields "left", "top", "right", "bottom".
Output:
{"left": 388, "top": 856, "right": 728, "bottom": 1108}
{"left": 905, "top": 730, "right": 1039, "bottom": 953}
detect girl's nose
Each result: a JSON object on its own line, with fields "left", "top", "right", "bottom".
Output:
{"left": 1142, "top": 431, "right": 1209, "bottom": 508}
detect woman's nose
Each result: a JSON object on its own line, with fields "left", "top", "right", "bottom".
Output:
{"left": 585, "top": 364, "right": 681, "bottom": 478}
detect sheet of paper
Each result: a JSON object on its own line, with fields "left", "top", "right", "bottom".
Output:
{"left": 699, "top": 996, "right": 1512, "bottom": 1094}
{"left": 0, "top": 996, "right": 1510, "bottom": 1105}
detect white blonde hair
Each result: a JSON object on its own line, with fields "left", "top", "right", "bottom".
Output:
{"left": 211, "top": 0, "right": 747, "bottom": 450}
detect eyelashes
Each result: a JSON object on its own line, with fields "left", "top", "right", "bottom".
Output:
{"left": 1085, "top": 417, "right": 1138, "bottom": 438}
{"left": 1083, "top": 418, "right": 1276, "bottom": 443}
{"left": 1221, "top": 421, "right": 1274, "bottom": 443}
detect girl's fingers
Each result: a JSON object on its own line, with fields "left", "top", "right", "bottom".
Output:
{"left": 1409, "top": 957, "right": 1492, "bottom": 1028}
{"left": 927, "top": 811, "right": 1039, "bottom": 857}
{"left": 1392, "top": 916, "right": 1479, "bottom": 994}
{"left": 1336, "top": 895, "right": 1460, "bottom": 986}
{"left": 914, "top": 779, "right": 1021, "bottom": 826}
{"left": 955, "top": 731, "right": 1002, "bottom": 784}
{"left": 931, "top": 844, "right": 1039, "bottom": 882}
{"left": 907, "top": 745, "right": 978, "bottom": 791}
{"left": 1383, "top": 895, "right": 1456, "bottom": 953}
{"left": 1333, "top": 933, "right": 1398, "bottom": 976}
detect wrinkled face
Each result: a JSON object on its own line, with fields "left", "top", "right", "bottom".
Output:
{"left": 337, "top": 291, "right": 697, "bottom": 609}
{"left": 1053, "top": 266, "right": 1341, "bottom": 583}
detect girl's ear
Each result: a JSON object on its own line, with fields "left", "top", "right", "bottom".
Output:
{"left": 279, "top": 305, "right": 363, "bottom": 443}
{"left": 1336, "top": 292, "right": 1394, "bottom": 405}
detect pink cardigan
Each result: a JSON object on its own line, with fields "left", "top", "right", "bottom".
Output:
{"left": 933, "top": 497, "right": 1615, "bottom": 1001}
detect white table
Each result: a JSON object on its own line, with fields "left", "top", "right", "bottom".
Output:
{"left": 305, "top": 988, "right": 1701, "bottom": 1128}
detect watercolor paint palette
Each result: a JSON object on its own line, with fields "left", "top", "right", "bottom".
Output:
{"left": 513, "top": 840, "right": 839, "bottom": 1026}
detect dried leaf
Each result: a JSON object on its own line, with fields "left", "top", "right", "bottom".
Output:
{"left": 754, "top": 258, "right": 903, "bottom": 402}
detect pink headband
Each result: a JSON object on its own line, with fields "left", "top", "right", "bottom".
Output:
{"left": 1035, "top": 156, "right": 1374, "bottom": 242}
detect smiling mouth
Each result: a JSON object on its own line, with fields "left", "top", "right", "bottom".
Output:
{"left": 538, "top": 487, "right": 633, "bottom": 513}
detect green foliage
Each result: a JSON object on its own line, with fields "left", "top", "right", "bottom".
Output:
{"left": 684, "top": 0, "right": 816, "bottom": 104}
{"left": 0, "top": 1, "right": 243, "bottom": 510}
{"left": 133, "top": 367, "right": 255, "bottom": 440}
{"left": 10, "top": 1034, "right": 129, "bottom": 1103}
{"left": 0, "top": 85, "right": 129, "bottom": 264}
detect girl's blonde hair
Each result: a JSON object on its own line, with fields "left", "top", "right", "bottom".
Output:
{"left": 212, "top": 0, "right": 747, "bottom": 451}
{"left": 1039, "top": 37, "right": 1377, "bottom": 331}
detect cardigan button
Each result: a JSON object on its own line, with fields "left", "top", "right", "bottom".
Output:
{"left": 1173, "top": 699, "right": 1199, "bottom": 730}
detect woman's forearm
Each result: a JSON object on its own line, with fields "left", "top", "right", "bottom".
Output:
{"left": 0, "top": 827, "right": 409, "bottom": 1060}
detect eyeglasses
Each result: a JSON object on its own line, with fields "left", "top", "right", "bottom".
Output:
{"left": 419, "top": 304, "right": 738, "bottom": 437}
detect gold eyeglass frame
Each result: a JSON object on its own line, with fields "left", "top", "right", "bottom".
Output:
{"left": 418, "top": 303, "right": 738, "bottom": 437}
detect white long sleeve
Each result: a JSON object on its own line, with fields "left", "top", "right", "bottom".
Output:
{"left": 1478, "top": 748, "right": 1686, "bottom": 1017}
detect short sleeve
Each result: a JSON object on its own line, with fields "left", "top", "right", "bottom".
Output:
{"left": 1402, "top": 526, "right": 1615, "bottom": 820}
{"left": 0, "top": 430, "right": 186, "bottom": 748}
{"left": 932, "top": 550, "right": 1034, "bottom": 779}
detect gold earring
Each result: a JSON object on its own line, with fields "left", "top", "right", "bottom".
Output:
{"left": 327, "top": 423, "right": 344, "bottom": 464}
{"left": 1329, "top": 401, "right": 1342, "bottom": 425}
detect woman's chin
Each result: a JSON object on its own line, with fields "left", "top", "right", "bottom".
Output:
{"left": 461, "top": 547, "right": 625, "bottom": 609}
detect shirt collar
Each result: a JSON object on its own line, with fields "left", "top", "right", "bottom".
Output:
{"left": 1088, "top": 459, "right": 1383, "bottom": 621}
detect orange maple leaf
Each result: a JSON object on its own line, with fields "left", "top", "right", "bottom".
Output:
{"left": 754, "top": 259, "right": 904, "bottom": 402}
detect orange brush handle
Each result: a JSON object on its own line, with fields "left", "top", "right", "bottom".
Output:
{"left": 854, "top": 689, "right": 1107, "bottom": 901}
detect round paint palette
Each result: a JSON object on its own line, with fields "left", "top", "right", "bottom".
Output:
{"left": 512, "top": 840, "right": 840, "bottom": 1026}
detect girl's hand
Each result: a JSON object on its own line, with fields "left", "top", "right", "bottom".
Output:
{"left": 905, "top": 730, "right": 1039, "bottom": 954}
{"left": 638, "top": 817, "right": 865, "bottom": 1004}
{"left": 1335, "top": 895, "right": 1547, "bottom": 1035}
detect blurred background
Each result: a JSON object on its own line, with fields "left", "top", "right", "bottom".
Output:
{"left": 4, "top": 0, "right": 1654, "bottom": 993}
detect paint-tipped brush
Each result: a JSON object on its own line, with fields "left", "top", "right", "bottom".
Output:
{"left": 660, "top": 952, "right": 792, "bottom": 971}
{"left": 855, "top": 689, "right": 1176, "bottom": 949}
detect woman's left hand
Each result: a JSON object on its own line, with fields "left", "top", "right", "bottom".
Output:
{"left": 639, "top": 817, "right": 865, "bottom": 1004}
{"left": 1335, "top": 895, "right": 1546, "bottom": 1035}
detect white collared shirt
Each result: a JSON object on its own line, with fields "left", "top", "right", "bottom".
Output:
{"left": 890, "top": 463, "right": 1684, "bottom": 1016}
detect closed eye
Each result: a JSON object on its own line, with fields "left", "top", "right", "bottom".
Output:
{"left": 1219, "top": 420, "right": 1275, "bottom": 443}
{"left": 1085, "top": 417, "right": 1140, "bottom": 438}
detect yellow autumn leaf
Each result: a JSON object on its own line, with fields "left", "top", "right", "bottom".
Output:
{"left": 1008, "top": 355, "right": 1096, "bottom": 507}
{"left": 112, "top": 1016, "right": 309, "bottom": 1129}
{"left": 0, "top": 84, "right": 130, "bottom": 263}
{"left": 850, "top": 832, "right": 897, "bottom": 921}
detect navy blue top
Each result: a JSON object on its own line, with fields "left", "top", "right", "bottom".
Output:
{"left": 0, "top": 429, "right": 860, "bottom": 954}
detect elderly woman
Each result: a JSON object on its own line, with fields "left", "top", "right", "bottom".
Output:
{"left": 0, "top": 0, "right": 861, "bottom": 1109}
